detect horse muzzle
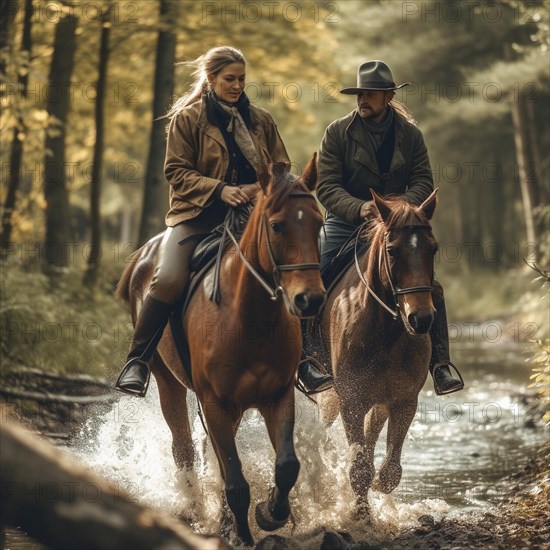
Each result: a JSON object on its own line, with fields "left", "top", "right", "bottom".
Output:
{"left": 404, "top": 310, "right": 434, "bottom": 335}
{"left": 290, "top": 290, "right": 327, "bottom": 318}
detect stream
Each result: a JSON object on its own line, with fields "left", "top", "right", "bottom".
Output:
{"left": 4, "top": 321, "right": 548, "bottom": 548}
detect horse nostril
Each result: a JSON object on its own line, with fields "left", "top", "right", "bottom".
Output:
{"left": 408, "top": 313, "right": 419, "bottom": 330}
{"left": 408, "top": 312, "right": 433, "bottom": 334}
{"left": 294, "top": 292, "right": 326, "bottom": 315}
{"left": 294, "top": 293, "right": 309, "bottom": 312}
{"left": 310, "top": 292, "right": 327, "bottom": 311}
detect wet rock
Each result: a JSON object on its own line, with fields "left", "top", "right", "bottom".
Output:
{"left": 473, "top": 527, "right": 494, "bottom": 542}
{"left": 256, "top": 534, "right": 295, "bottom": 550}
{"left": 321, "top": 529, "right": 350, "bottom": 549}
{"left": 417, "top": 514, "right": 435, "bottom": 527}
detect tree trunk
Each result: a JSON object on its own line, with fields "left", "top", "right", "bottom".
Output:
{"left": 0, "top": 0, "right": 19, "bottom": 79}
{"left": 83, "top": 9, "right": 111, "bottom": 288}
{"left": 42, "top": 5, "right": 78, "bottom": 273}
{"left": 0, "top": 419, "right": 229, "bottom": 550}
{"left": 0, "top": 0, "right": 33, "bottom": 258}
{"left": 504, "top": 43, "right": 537, "bottom": 248}
{"left": 137, "top": 0, "right": 178, "bottom": 246}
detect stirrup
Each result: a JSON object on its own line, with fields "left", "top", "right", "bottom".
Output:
{"left": 115, "top": 359, "right": 151, "bottom": 398}
{"left": 296, "top": 356, "right": 333, "bottom": 396}
{"left": 432, "top": 362, "right": 464, "bottom": 395}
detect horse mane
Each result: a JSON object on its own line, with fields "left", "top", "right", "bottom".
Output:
{"left": 264, "top": 171, "right": 307, "bottom": 214}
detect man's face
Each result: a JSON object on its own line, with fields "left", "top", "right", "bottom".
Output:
{"left": 357, "top": 90, "right": 394, "bottom": 122}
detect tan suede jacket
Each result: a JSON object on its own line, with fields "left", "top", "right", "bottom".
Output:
{"left": 164, "top": 98, "right": 290, "bottom": 226}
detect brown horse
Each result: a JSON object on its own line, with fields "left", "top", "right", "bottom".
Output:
{"left": 318, "top": 189, "right": 438, "bottom": 516}
{"left": 116, "top": 157, "right": 325, "bottom": 546}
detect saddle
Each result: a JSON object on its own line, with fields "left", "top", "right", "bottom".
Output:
{"left": 321, "top": 224, "right": 369, "bottom": 291}
{"left": 303, "top": 225, "right": 370, "bottom": 373}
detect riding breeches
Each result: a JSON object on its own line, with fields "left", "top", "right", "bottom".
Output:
{"left": 149, "top": 217, "right": 222, "bottom": 305}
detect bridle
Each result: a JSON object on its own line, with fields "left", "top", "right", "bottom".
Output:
{"left": 226, "top": 191, "right": 321, "bottom": 301}
{"left": 354, "top": 221, "right": 434, "bottom": 319}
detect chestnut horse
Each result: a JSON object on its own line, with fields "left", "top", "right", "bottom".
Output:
{"left": 116, "top": 157, "right": 325, "bottom": 545}
{"left": 318, "top": 190, "right": 438, "bottom": 515}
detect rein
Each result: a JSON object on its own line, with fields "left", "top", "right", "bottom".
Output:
{"left": 226, "top": 191, "right": 321, "bottom": 302}
{"left": 354, "top": 221, "right": 433, "bottom": 319}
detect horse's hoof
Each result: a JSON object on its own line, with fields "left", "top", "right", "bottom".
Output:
{"left": 373, "top": 463, "right": 402, "bottom": 493}
{"left": 351, "top": 501, "right": 370, "bottom": 523}
{"left": 255, "top": 500, "right": 289, "bottom": 531}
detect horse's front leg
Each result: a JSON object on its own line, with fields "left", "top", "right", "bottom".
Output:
{"left": 255, "top": 384, "right": 300, "bottom": 532}
{"left": 201, "top": 395, "right": 252, "bottom": 547}
{"left": 373, "top": 398, "right": 417, "bottom": 494}
{"left": 340, "top": 400, "right": 387, "bottom": 517}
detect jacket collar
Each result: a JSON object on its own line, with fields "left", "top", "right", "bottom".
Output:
{"left": 195, "top": 98, "right": 264, "bottom": 156}
{"left": 346, "top": 109, "right": 406, "bottom": 175}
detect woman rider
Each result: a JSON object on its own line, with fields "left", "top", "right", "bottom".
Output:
{"left": 115, "top": 46, "right": 333, "bottom": 397}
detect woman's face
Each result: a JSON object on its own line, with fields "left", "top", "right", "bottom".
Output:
{"left": 208, "top": 62, "right": 246, "bottom": 103}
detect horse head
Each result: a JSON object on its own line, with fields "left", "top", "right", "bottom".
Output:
{"left": 370, "top": 189, "right": 439, "bottom": 335}
{"left": 257, "top": 154, "right": 326, "bottom": 317}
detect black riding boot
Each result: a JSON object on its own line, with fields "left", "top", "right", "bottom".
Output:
{"left": 297, "top": 320, "right": 333, "bottom": 395}
{"left": 430, "top": 285, "right": 464, "bottom": 395}
{"left": 115, "top": 294, "right": 173, "bottom": 397}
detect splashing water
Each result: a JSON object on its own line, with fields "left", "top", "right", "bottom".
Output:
{"left": 70, "top": 327, "right": 546, "bottom": 543}
{"left": 72, "top": 381, "right": 450, "bottom": 544}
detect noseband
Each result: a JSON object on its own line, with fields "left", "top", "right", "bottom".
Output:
{"left": 354, "top": 222, "right": 434, "bottom": 319}
{"left": 227, "top": 192, "right": 321, "bottom": 301}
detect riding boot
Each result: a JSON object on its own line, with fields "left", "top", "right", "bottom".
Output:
{"left": 115, "top": 294, "right": 173, "bottom": 397}
{"left": 430, "top": 284, "right": 464, "bottom": 395}
{"left": 297, "top": 320, "right": 333, "bottom": 395}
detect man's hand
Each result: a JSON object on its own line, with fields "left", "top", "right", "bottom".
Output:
{"left": 360, "top": 200, "right": 377, "bottom": 219}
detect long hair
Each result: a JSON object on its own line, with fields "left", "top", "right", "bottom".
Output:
{"left": 390, "top": 99, "right": 416, "bottom": 125}
{"left": 167, "top": 46, "right": 246, "bottom": 121}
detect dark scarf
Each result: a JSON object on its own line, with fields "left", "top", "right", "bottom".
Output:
{"left": 206, "top": 91, "right": 255, "bottom": 129}
{"left": 361, "top": 106, "right": 394, "bottom": 151}
{"left": 361, "top": 107, "right": 396, "bottom": 175}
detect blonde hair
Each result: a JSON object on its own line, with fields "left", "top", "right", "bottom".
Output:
{"left": 167, "top": 46, "right": 246, "bottom": 120}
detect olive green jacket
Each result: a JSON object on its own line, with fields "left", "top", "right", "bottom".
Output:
{"left": 164, "top": 98, "right": 289, "bottom": 226}
{"left": 317, "top": 109, "right": 434, "bottom": 226}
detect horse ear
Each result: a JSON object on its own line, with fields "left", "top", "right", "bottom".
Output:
{"left": 301, "top": 153, "right": 318, "bottom": 191}
{"left": 371, "top": 190, "right": 392, "bottom": 222}
{"left": 257, "top": 163, "right": 272, "bottom": 191}
{"left": 418, "top": 188, "right": 438, "bottom": 220}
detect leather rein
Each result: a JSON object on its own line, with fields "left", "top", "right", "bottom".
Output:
{"left": 225, "top": 191, "right": 321, "bottom": 302}
{"left": 354, "top": 221, "right": 433, "bottom": 319}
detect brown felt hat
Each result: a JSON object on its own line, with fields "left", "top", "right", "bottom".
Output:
{"left": 340, "top": 60, "right": 410, "bottom": 94}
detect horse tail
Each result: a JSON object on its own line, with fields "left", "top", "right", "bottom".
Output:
{"left": 115, "top": 247, "right": 142, "bottom": 303}
{"left": 115, "top": 232, "right": 165, "bottom": 303}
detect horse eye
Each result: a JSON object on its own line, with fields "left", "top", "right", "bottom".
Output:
{"left": 270, "top": 221, "right": 283, "bottom": 233}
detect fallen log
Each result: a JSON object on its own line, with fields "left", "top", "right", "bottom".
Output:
{"left": 0, "top": 387, "right": 117, "bottom": 404}
{"left": 0, "top": 419, "right": 230, "bottom": 550}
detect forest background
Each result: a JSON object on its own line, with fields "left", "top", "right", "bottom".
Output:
{"left": 1, "top": 0, "right": 548, "bottom": 388}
